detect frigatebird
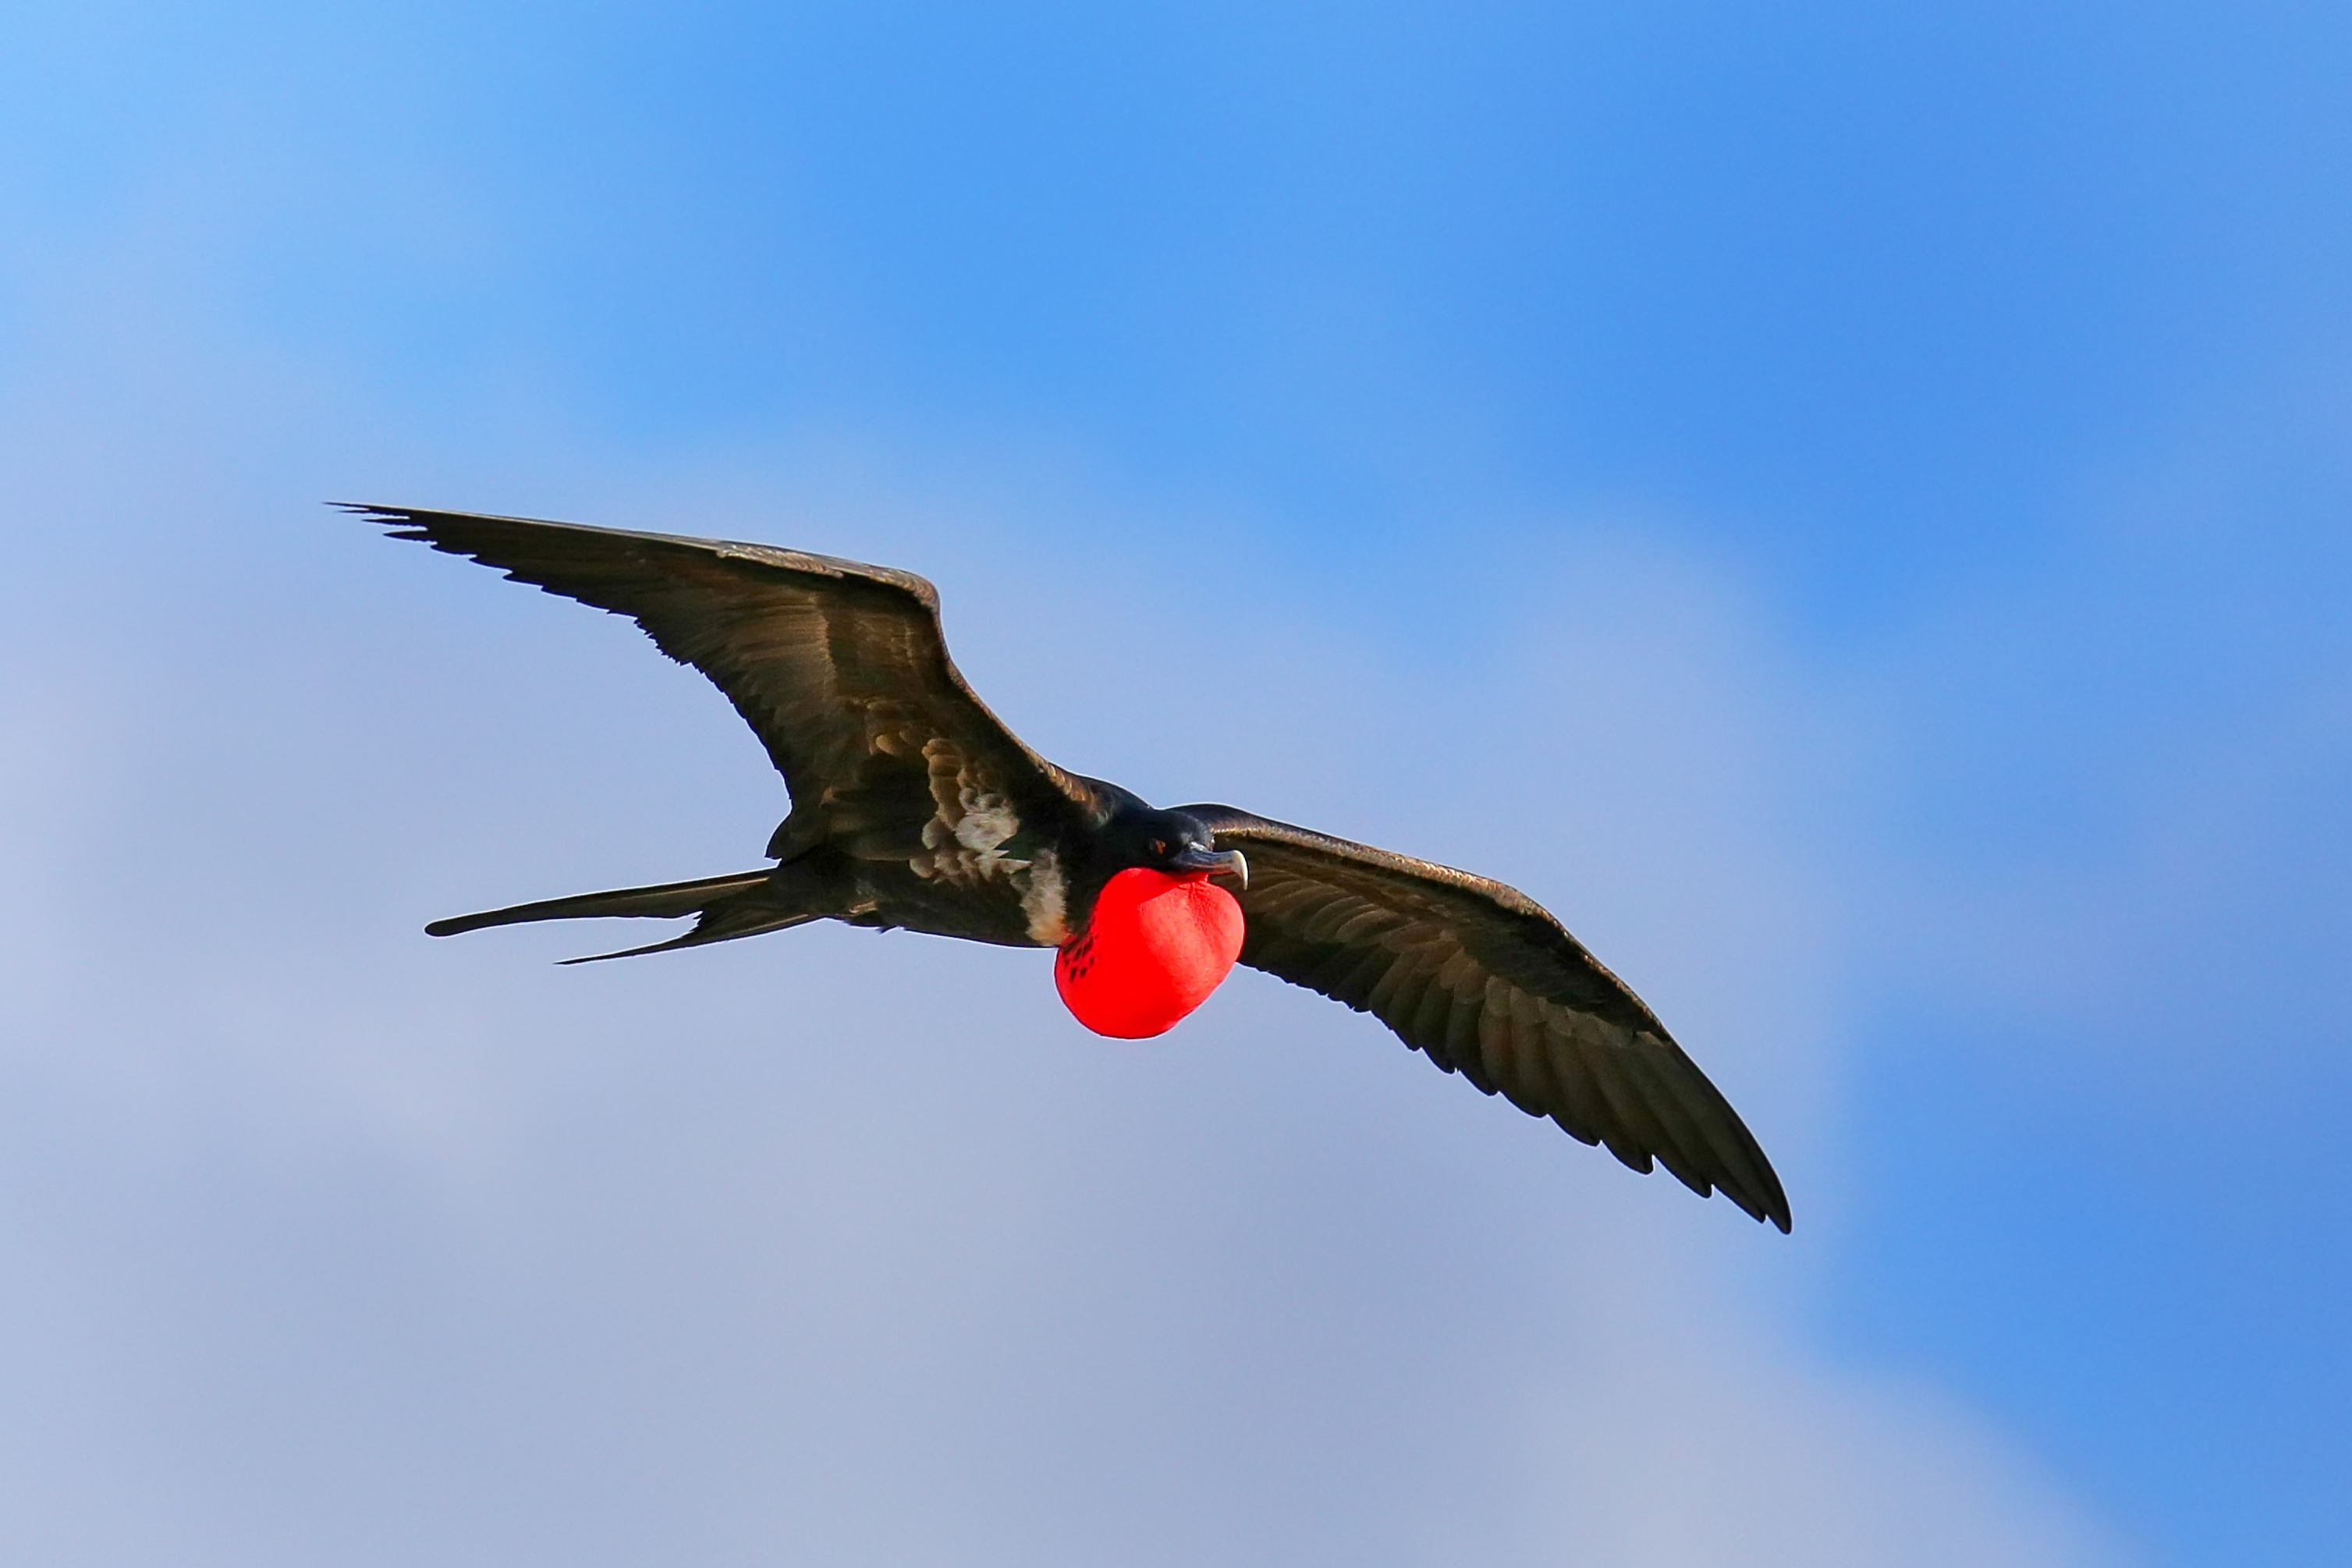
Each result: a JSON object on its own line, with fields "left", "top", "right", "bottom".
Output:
{"left": 359, "top": 504, "right": 1790, "bottom": 1231}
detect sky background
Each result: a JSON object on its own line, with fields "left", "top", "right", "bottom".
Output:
{"left": 2, "top": 2, "right": 2348, "bottom": 1563}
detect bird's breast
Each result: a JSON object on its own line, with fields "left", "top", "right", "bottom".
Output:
{"left": 1054, "top": 868, "right": 1244, "bottom": 1038}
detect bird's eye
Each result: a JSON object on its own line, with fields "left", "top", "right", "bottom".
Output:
{"left": 1150, "top": 839, "right": 1168, "bottom": 857}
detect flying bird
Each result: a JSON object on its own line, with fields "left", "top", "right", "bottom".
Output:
{"left": 358, "top": 504, "right": 1791, "bottom": 1231}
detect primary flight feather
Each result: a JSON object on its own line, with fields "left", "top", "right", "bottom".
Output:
{"left": 359, "top": 503, "right": 1790, "bottom": 1232}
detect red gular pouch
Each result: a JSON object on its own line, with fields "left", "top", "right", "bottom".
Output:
{"left": 1055, "top": 867, "right": 1245, "bottom": 1038}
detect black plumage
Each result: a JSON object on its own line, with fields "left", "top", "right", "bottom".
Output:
{"left": 358, "top": 503, "right": 1791, "bottom": 1231}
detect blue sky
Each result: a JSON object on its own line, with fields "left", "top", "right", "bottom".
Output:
{"left": 3, "top": 2, "right": 2347, "bottom": 1563}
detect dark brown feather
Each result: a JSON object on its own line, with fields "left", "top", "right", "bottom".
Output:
{"left": 346, "top": 505, "right": 1104, "bottom": 851}
{"left": 1181, "top": 804, "right": 1791, "bottom": 1230}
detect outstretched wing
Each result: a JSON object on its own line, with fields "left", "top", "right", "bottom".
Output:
{"left": 1181, "top": 805, "right": 1790, "bottom": 1231}
{"left": 354, "top": 506, "right": 1105, "bottom": 868}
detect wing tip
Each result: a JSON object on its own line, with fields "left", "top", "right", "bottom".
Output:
{"left": 332, "top": 501, "right": 439, "bottom": 543}
{"left": 1729, "top": 1176, "right": 1795, "bottom": 1233}
{"left": 1728, "top": 1141, "right": 1794, "bottom": 1233}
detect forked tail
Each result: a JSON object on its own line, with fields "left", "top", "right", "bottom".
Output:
{"left": 426, "top": 867, "right": 813, "bottom": 963}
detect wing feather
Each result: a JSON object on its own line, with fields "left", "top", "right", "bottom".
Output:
{"left": 1183, "top": 804, "right": 1790, "bottom": 1230}
{"left": 353, "top": 505, "right": 1104, "bottom": 864}
{"left": 1403, "top": 968, "right": 1457, "bottom": 1059}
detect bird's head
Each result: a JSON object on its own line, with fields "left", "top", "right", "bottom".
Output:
{"left": 1058, "top": 808, "right": 1248, "bottom": 1039}
{"left": 1102, "top": 807, "right": 1249, "bottom": 887}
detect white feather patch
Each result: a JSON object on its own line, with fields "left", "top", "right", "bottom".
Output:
{"left": 1020, "top": 849, "right": 1069, "bottom": 946}
{"left": 911, "top": 738, "right": 1031, "bottom": 886}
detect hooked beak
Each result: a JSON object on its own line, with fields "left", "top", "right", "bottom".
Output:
{"left": 1171, "top": 846, "right": 1249, "bottom": 888}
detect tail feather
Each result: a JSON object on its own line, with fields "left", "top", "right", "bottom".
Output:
{"left": 559, "top": 903, "right": 818, "bottom": 964}
{"left": 425, "top": 867, "right": 786, "bottom": 954}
